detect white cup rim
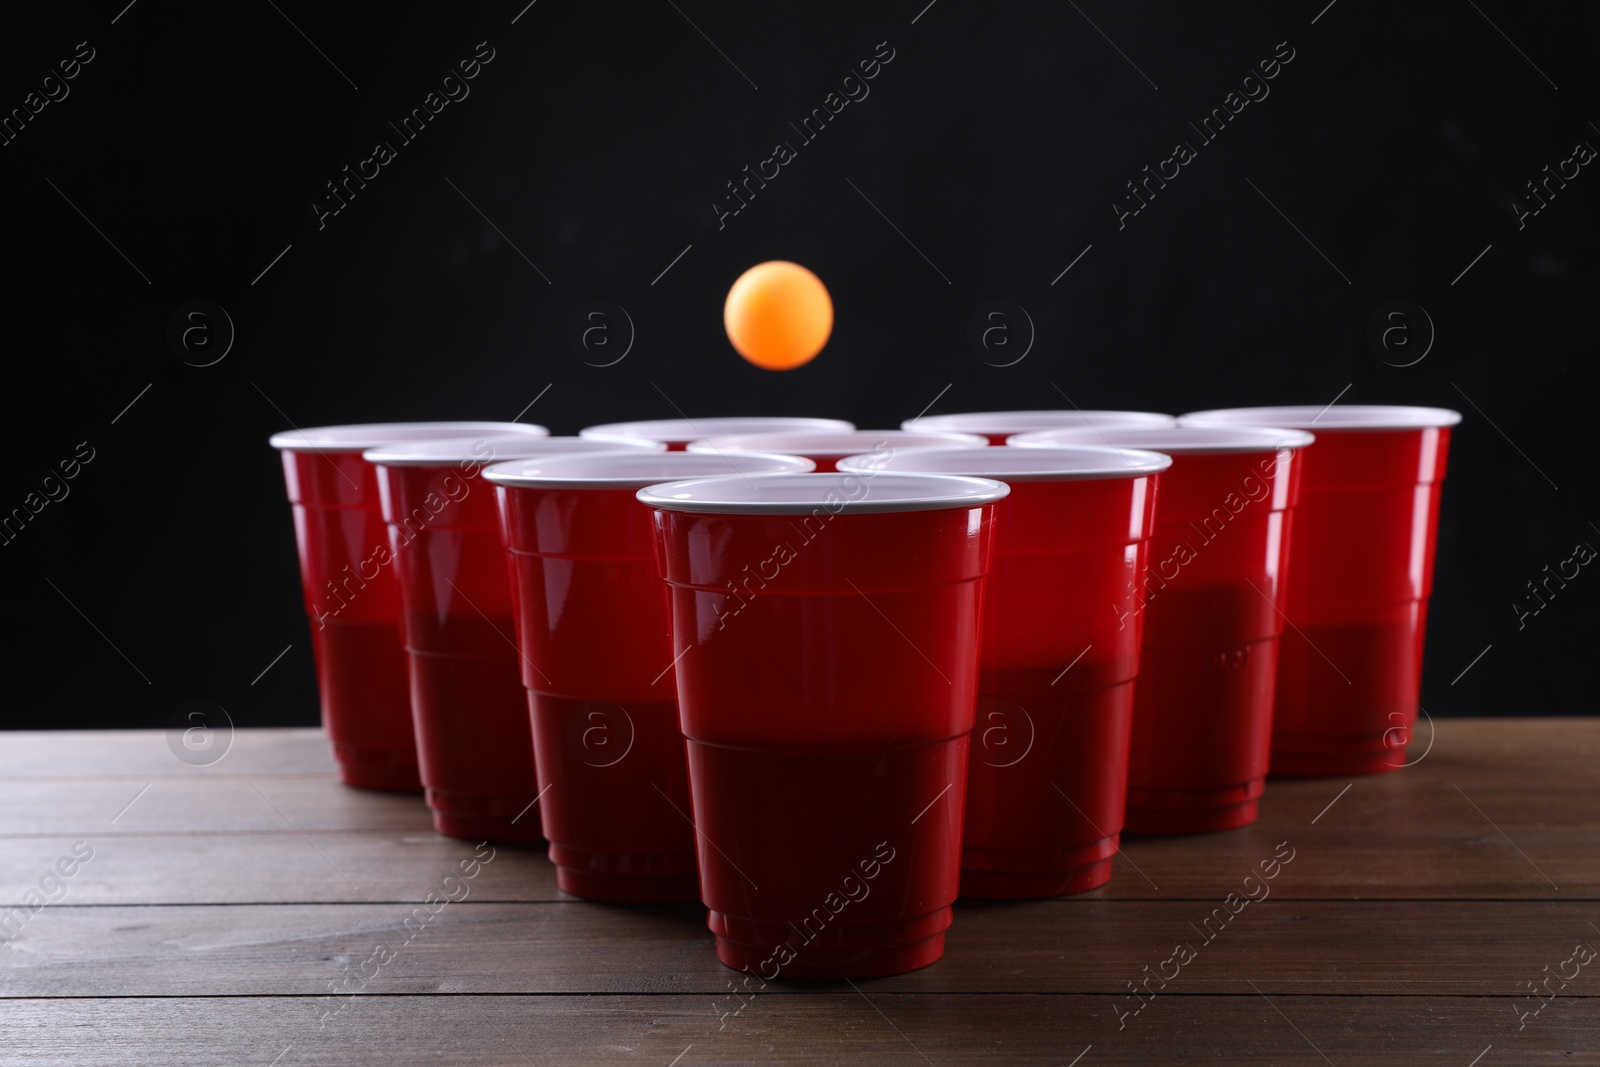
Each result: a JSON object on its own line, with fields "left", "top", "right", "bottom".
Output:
{"left": 580, "top": 416, "right": 853, "bottom": 444}
{"left": 901, "top": 410, "right": 1176, "bottom": 434}
{"left": 1179, "top": 405, "right": 1462, "bottom": 431}
{"left": 838, "top": 444, "right": 1171, "bottom": 481}
{"left": 484, "top": 451, "right": 814, "bottom": 489}
{"left": 637, "top": 471, "right": 1010, "bottom": 514}
{"left": 1009, "top": 426, "right": 1314, "bottom": 455}
{"left": 363, "top": 435, "right": 662, "bottom": 467}
{"left": 687, "top": 429, "right": 986, "bottom": 457}
{"left": 269, "top": 421, "right": 547, "bottom": 453}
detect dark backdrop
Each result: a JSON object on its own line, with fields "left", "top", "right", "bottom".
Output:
{"left": 3, "top": 0, "right": 1593, "bottom": 731}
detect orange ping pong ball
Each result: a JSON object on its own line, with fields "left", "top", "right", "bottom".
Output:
{"left": 723, "top": 261, "right": 833, "bottom": 371}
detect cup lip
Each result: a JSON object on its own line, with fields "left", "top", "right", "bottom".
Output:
{"left": 363, "top": 435, "right": 664, "bottom": 467}
{"left": 637, "top": 471, "right": 1011, "bottom": 514}
{"left": 685, "top": 428, "right": 987, "bottom": 457}
{"left": 1179, "top": 405, "right": 1463, "bottom": 431}
{"left": 837, "top": 444, "right": 1171, "bottom": 481}
{"left": 1008, "top": 426, "right": 1315, "bottom": 455}
{"left": 269, "top": 421, "right": 548, "bottom": 453}
{"left": 901, "top": 410, "right": 1176, "bottom": 434}
{"left": 484, "top": 450, "right": 815, "bottom": 489}
{"left": 579, "top": 416, "right": 853, "bottom": 444}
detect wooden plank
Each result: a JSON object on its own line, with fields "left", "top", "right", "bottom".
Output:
{"left": 1389, "top": 716, "right": 1598, "bottom": 763}
{"left": 0, "top": 835, "right": 559, "bottom": 906}
{"left": 0, "top": 778, "right": 434, "bottom": 836}
{"left": 0, "top": 995, "right": 1589, "bottom": 1065}
{"left": 3, "top": 900, "right": 1597, "bottom": 998}
{"left": 1113, "top": 823, "right": 1595, "bottom": 899}
{"left": 0, "top": 729, "right": 336, "bottom": 778}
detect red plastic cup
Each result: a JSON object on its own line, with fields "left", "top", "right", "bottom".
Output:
{"left": 1178, "top": 406, "right": 1462, "bottom": 775}
{"left": 1014, "top": 426, "right": 1313, "bottom": 832}
{"left": 901, "top": 410, "right": 1176, "bottom": 446}
{"left": 581, "top": 416, "right": 852, "bottom": 451}
{"left": 687, "top": 429, "right": 987, "bottom": 472}
{"left": 640, "top": 470, "right": 1010, "bottom": 979}
{"left": 839, "top": 447, "right": 1169, "bottom": 896}
{"left": 364, "top": 435, "right": 662, "bottom": 839}
{"left": 269, "top": 421, "right": 548, "bottom": 790}
{"left": 485, "top": 451, "right": 814, "bottom": 901}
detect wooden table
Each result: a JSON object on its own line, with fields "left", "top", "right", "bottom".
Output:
{"left": 1, "top": 720, "right": 1595, "bottom": 1065}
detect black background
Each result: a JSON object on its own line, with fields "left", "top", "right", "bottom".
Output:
{"left": 2, "top": 0, "right": 1593, "bottom": 731}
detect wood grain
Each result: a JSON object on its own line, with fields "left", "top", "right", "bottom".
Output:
{"left": 0, "top": 834, "right": 560, "bottom": 906}
{"left": 2, "top": 899, "right": 1597, "bottom": 998}
{"left": 0, "top": 995, "right": 1590, "bottom": 1066}
{"left": 0, "top": 777, "right": 434, "bottom": 835}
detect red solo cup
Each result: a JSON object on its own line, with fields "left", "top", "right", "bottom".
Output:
{"left": 269, "top": 421, "right": 548, "bottom": 790}
{"left": 581, "top": 416, "right": 852, "bottom": 451}
{"left": 1014, "top": 426, "right": 1314, "bottom": 833}
{"left": 687, "top": 428, "right": 987, "bottom": 471}
{"left": 364, "top": 435, "right": 662, "bottom": 839}
{"left": 1178, "top": 406, "right": 1462, "bottom": 776}
{"left": 839, "top": 447, "right": 1169, "bottom": 896}
{"left": 901, "top": 410, "right": 1175, "bottom": 446}
{"left": 485, "top": 451, "right": 814, "bottom": 901}
{"left": 641, "top": 470, "right": 1010, "bottom": 979}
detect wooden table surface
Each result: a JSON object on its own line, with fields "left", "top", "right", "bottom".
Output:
{"left": 1, "top": 719, "right": 1595, "bottom": 1065}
